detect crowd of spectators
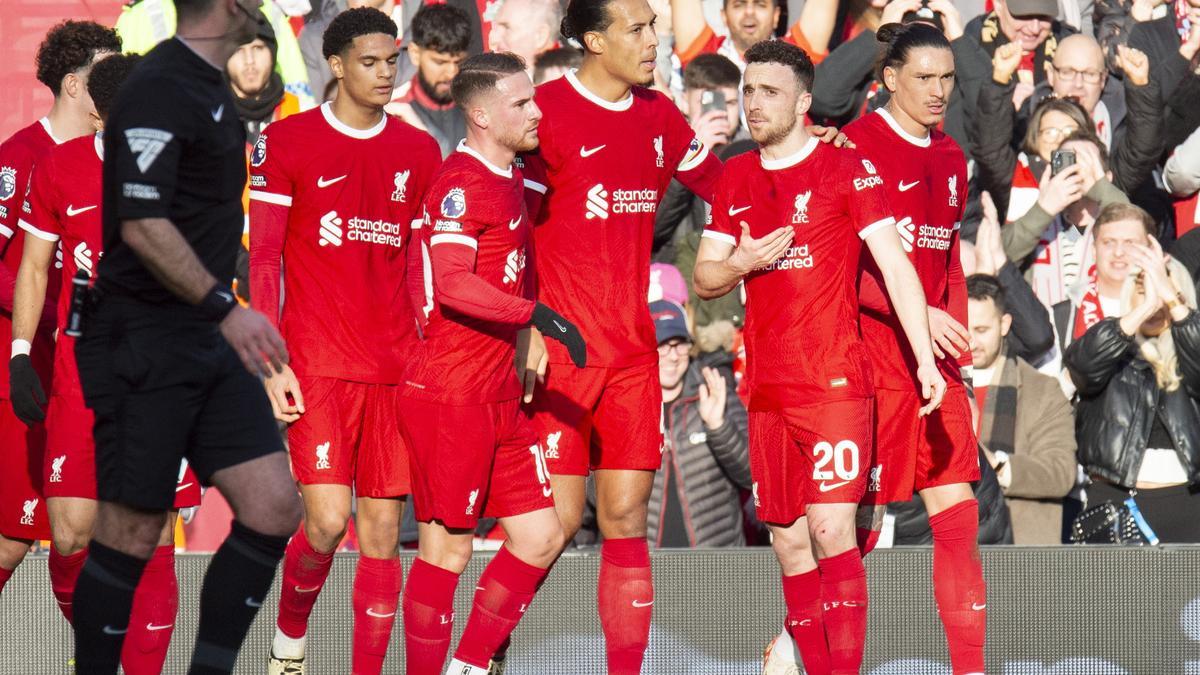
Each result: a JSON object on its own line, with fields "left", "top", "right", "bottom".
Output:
{"left": 110, "top": 0, "right": 1200, "bottom": 549}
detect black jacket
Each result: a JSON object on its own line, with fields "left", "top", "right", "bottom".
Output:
{"left": 1129, "top": 15, "right": 1200, "bottom": 159}
{"left": 1065, "top": 314, "right": 1200, "bottom": 487}
{"left": 996, "top": 261, "right": 1056, "bottom": 364}
{"left": 888, "top": 448, "right": 1013, "bottom": 545}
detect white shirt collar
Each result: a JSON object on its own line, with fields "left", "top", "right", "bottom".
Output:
{"left": 565, "top": 69, "right": 634, "bottom": 112}
{"left": 94, "top": 132, "right": 104, "bottom": 161}
{"left": 759, "top": 136, "right": 819, "bottom": 170}
{"left": 38, "top": 117, "right": 63, "bottom": 145}
{"left": 320, "top": 102, "right": 386, "bottom": 139}
{"left": 457, "top": 140, "right": 513, "bottom": 178}
{"left": 875, "top": 107, "right": 932, "bottom": 148}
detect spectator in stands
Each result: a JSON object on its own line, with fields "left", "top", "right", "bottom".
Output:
{"left": 970, "top": 192, "right": 1057, "bottom": 363}
{"left": 387, "top": 3, "right": 469, "bottom": 156}
{"left": 671, "top": 0, "right": 822, "bottom": 70}
{"left": 1096, "top": 0, "right": 1199, "bottom": 72}
{"left": 227, "top": 21, "right": 300, "bottom": 145}
{"left": 488, "top": 0, "right": 562, "bottom": 77}
{"left": 647, "top": 300, "right": 752, "bottom": 547}
{"left": 974, "top": 34, "right": 1161, "bottom": 220}
{"left": 1127, "top": 0, "right": 1200, "bottom": 167}
{"left": 968, "top": 275, "right": 1077, "bottom": 544}
{"left": 1165, "top": 124, "right": 1200, "bottom": 239}
{"left": 298, "top": 0, "right": 345, "bottom": 105}
{"left": 1005, "top": 132, "right": 1132, "bottom": 310}
{"left": 1066, "top": 204, "right": 1200, "bottom": 542}
{"left": 532, "top": 47, "right": 582, "bottom": 85}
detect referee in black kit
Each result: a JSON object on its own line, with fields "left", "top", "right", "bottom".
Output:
{"left": 71, "top": 1, "right": 301, "bottom": 673}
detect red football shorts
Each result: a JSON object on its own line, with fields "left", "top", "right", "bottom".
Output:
{"left": 400, "top": 396, "right": 554, "bottom": 530}
{"left": 527, "top": 363, "right": 664, "bottom": 476}
{"left": 0, "top": 401, "right": 49, "bottom": 540}
{"left": 45, "top": 393, "right": 201, "bottom": 507}
{"left": 287, "top": 376, "right": 410, "bottom": 498}
{"left": 747, "top": 398, "right": 874, "bottom": 525}
{"left": 866, "top": 385, "right": 980, "bottom": 505}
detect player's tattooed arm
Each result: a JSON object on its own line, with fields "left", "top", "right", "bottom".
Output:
{"left": 693, "top": 222, "right": 794, "bottom": 300}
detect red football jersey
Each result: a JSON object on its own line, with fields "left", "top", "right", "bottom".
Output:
{"left": 20, "top": 134, "right": 104, "bottom": 398}
{"left": 845, "top": 108, "right": 970, "bottom": 390}
{"left": 403, "top": 144, "right": 535, "bottom": 404}
{"left": 1, "top": 118, "right": 63, "bottom": 395}
{"left": 704, "top": 138, "right": 894, "bottom": 410}
{"left": 522, "top": 71, "right": 720, "bottom": 368}
{"left": 249, "top": 104, "right": 441, "bottom": 384}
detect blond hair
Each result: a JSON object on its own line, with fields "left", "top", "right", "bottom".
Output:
{"left": 1120, "top": 257, "right": 1197, "bottom": 392}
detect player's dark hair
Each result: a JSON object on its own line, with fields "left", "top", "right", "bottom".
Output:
{"left": 744, "top": 40, "right": 814, "bottom": 93}
{"left": 966, "top": 274, "right": 1007, "bottom": 316}
{"left": 561, "top": 0, "right": 618, "bottom": 43}
{"left": 451, "top": 52, "right": 527, "bottom": 107}
{"left": 411, "top": 4, "right": 472, "bottom": 55}
{"left": 875, "top": 22, "right": 951, "bottom": 81}
{"left": 322, "top": 7, "right": 399, "bottom": 59}
{"left": 683, "top": 53, "right": 742, "bottom": 92}
{"left": 1059, "top": 129, "right": 1110, "bottom": 172}
{"left": 36, "top": 21, "right": 121, "bottom": 97}
{"left": 87, "top": 53, "right": 142, "bottom": 121}
{"left": 533, "top": 47, "right": 583, "bottom": 84}
{"left": 1022, "top": 96, "right": 1091, "bottom": 156}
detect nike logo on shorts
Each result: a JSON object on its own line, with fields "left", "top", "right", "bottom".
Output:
{"left": 818, "top": 480, "right": 850, "bottom": 492}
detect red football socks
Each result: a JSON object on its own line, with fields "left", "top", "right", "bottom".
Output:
{"left": 276, "top": 528, "right": 335, "bottom": 640}
{"left": 930, "top": 499, "right": 986, "bottom": 674}
{"left": 0, "top": 565, "right": 11, "bottom": 593}
{"left": 121, "top": 545, "right": 178, "bottom": 675}
{"left": 598, "top": 537, "right": 653, "bottom": 675}
{"left": 49, "top": 547, "right": 88, "bottom": 624}
{"left": 817, "top": 549, "right": 868, "bottom": 675}
{"left": 352, "top": 555, "right": 402, "bottom": 675}
{"left": 782, "top": 569, "right": 831, "bottom": 675}
{"left": 403, "top": 557, "right": 460, "bottom": 675}
{"left": 453, "top": 546, "right": 549, "bottom": 668}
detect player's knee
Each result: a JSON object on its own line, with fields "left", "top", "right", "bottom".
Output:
{"left": 512, "top": 525, "right": 565, "bottom": 568}
{"left": 301, "top": 505, "right": 348, "bottom": 550}
{"left": 807, "top": 513, "right": 855, "bottom": 554}
{"left": 596, "top": 502, "right": 648, "bottom": 539}
{"left": 51, "top": 530, "right": 90, "bottom": 556}
{"left": 252, "top": 490, "right": 302, "bottom": 540}
{"left": 420, "top": 540, "right": 473, "bottom": 574}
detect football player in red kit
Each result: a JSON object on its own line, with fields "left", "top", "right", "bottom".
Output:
{"left": 249, "top": 9, "right": 442, "bottom": 674}
{"left": 0, "top": 20, "right": 121, "bottom": 598}
{"left": 694, "top": 41, "right": 944, "bottom": 675}
{"left": 398, "top": 52, "right": 587, "bottom": 675}
{"left": 11, "top": 53, "right": 202, "bottom": 674}
{"left": 848, "top": 22, "right": 987, "bottom": 675}
{"left": 518, "top": 0, "right": 722, "bottom": 670}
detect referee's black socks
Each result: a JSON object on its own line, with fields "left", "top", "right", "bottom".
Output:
{"left": 188, "top": 520, "right": 289, "bottom": 675}
{"left": 73, "top": 540, "right": 149, "bottom": 674}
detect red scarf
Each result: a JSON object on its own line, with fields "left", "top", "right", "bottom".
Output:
{"left": 1074, "top": 267, "right": 1107, "bottom": 339}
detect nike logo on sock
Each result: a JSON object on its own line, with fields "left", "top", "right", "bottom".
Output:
{"left": 631, "top": 599, "right": 654, "bottom": 608}
{"left": 102, "top": 625, "right": 127, "bottom": 635}
{"left": 552, "top": 319, "right": 567, "bottom": 333}
{"left": 293, "top": 585, "right": 320, "bottom": 593}
{"left": 245, "top": 597, "right": 263, "bottom": 608}
{"left": 145, "top": 623, "right": 174, "bottom": 631}
{"left": 365, "top": 608, "right": 396, "bottom": 618}
{"left": 971, "top": 602, "right": 986, "bottom": 610}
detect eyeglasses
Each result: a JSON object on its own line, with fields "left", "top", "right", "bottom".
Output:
{"left": 657, "top": 341, "right": 691, "bottom": 357}
{"left": 1052, "top": 66, "right": 1104, "bottom": 84}
{"left": 1039, "top": 125, "right": 1080, "bottom": 142}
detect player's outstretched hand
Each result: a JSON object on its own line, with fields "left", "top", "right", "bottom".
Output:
{"left": 531, "top": 303, "right": 587, "bottom": 368}
{"left": 916, "top": 362, "right": 947, "bottom": 417}
{"left": 264, "top": 363, "right": 306, "bottom": 423}
{"left": 927, "top": 306, "right": 969, "bottom": 359}
{"left": 516, "top": 327, "right": 549, "bottom": 403}
{"left": 9, "top": 355, "right": 46, "bottom": 426}
{"left": 728, "top": 222, "right": 794, "bottom": 275}
{"left": 807, "top": 125, "right": 855, "bottom": 149}
{"left": 220, "top": 305, "right": 290, "bottom": 379}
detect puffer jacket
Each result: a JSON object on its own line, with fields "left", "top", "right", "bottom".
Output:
{"left": 1066, "top": 314, "right": 1200, "bottom": 487}
{"left": 649, "top": 350, "right": 752, "bottom": 547}
{"left": 888, "top": 448, "right": 1014, "bottom": 545}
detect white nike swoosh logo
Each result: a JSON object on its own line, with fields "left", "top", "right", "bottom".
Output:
{"left": 365, "top": 608, "right": 396, "bottom": 618}
{"left": 898, "top": 180, "right": 920, "bottom": 192}
{"left": 542, "top": 486, "right": 553, "bottom": 497}
{"left": 245, "top": 597, "right": 263, "bottom": 608}
{"left": 579, "top": 145, "right": 606, "bottom": 157}
{"left": 66, "top": 205, "right": 96, "bottom": 217}
{"left": 552, "top": 319, "right": 568, "bottom": 333}
{"left": 631, "top": 599, "right": 654, "bottom": 608}
{"left": 175, "top": 482, "right": 193, "bottom": 493}
{"left": 728, "top": 205, "right": 751, "bottom": 216}
{"left": 317, "top": 175, "right": 347, "bottom": 188}
{"left": 818, "top": 480, "right": 850, "bottom": 492}
{"left": 972, "top": 602, "right": 987, "bottom": 610}
{"left": 102, "top": 625, "right": 128, "bottom": 635}
{"left": 509, "top": 216, "right": 522, "bottom": 230}
{"left": 294, "top": 585, "right": 320, "bottom": 594}
{"left": 211, "top": 104, "right": 224, "bottom": 122}
{"left": 145, "top": 623, "right": 174, "bottom": 631}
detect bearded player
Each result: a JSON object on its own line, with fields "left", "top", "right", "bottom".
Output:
{"left": 399, "top": 52, "right": 589, "bottom": 675}
{"left": 694, "top": 40, "right": 944, "bottom": 675}
{"left": 249, "top": 8, "right": 442, "bottom": 674}
{"left": 518, "top": 0, "right": 722, "bottom": 670}
{"left": 9, "top": 52, "right": 204, "bottom": 675}
{"left": 847, "top": 22, "right": 986, "bottom": 675}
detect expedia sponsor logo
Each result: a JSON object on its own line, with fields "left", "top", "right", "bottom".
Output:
{"left": 760, "top": 244, "right": 813, "bottom": 271}
{"left": 916, "top": 224, "right": 954, "bottom": 251}
{"left": 854, "top": 174, "right": 883, "bottom": 191}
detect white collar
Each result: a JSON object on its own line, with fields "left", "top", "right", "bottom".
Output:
{"left": 759, "top": 136, "right": 818, "bottom": 170}
{"left": 457, "top": 140, "right": 512, "bottom": 178}
{"left": 320, "top": 102, "right": 386, "bottom": 139}
{"left": 565, "top": 69, "right": 633, "bottom": 112}
{"left": 38, "top": 117, "right": 63, "bottom": 145}
{"left": 875, "top": 107, "right": 931, "bottom": 148}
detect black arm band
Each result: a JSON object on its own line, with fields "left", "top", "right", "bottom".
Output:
{"left": 199, "top": 284, "right": 237, "bottom": 322}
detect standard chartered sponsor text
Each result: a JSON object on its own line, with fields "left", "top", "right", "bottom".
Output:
{"left": 611, "top": 188, "right": 658, "bottom": 214}
{"left": 916, "top": 224, "right": 953, "bottom": 251}
{"left": 347, "top": 216, "right": 404, "bottom": 247}
{"left": 759, "top": 244, "right": 814, "bottom": 271}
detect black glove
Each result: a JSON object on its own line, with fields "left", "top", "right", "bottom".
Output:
{"left": 531, "top": 302, "right": 587, "bottom": 368}
{"left": 9, "top": 354, "right": 46, "bottom": 426}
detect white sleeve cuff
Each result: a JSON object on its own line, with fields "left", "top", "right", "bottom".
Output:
{"left": 858, "top": 217, "right": 896, "bottom": 241}
{"left": 248, "top": 190, "right": 293, "bottom": 207}
{"left": 701, "top": 230, "right": 736, "bottom": 247}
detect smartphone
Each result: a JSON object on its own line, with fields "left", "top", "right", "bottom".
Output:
{"left": 1051, "top": 149, "right": 1076, "bottom": 176}
{"left": 700, "top": 89, "right": 727, "bottom": 116}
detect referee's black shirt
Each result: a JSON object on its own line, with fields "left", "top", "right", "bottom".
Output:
{"left": 100, "top": 37, "right": 245, "bottom": 309}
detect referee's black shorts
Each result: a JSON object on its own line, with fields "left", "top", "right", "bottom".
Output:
{"left": 75, "top": 295, "right": 283, "bottom": 511}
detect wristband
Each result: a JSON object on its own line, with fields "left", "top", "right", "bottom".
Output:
{"left": 199, "top": 285, "right": 237, "bottom": 322}
{"left": 11, "top": 339, "right": 31, "bottom": 358}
